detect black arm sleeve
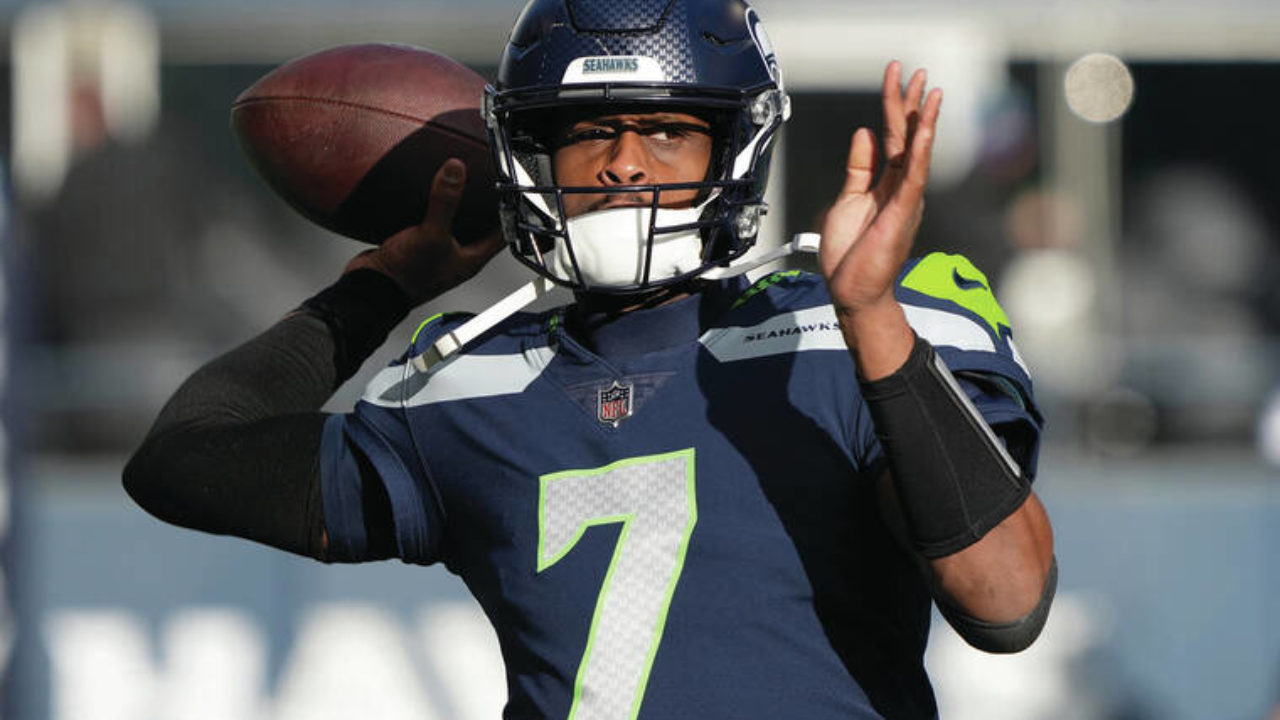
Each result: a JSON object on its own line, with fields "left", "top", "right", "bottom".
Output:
{"left": 859, "top": 334, "right": 1031, "bottom": 558}
{"left": 123, "top": 270, "right": 410, "bottom": 560}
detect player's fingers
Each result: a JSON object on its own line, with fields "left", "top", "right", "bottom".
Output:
{"left": 892, "top": 88, "right": 942, "bottom": 213}
{"left": 891, "top": 69, "right": 926, "bottom": 162}
{"left": 422, "top": 158, "right": 467, "bottom": 238}
{"left": 839, "top": 127, "right": 877, "bottom": 197}
{"left": 900, "top": 69, "right": 927, "bottom": 152}
{"left": 909, "top": 88, "right": 942, "bottom": 175}
{"left": 904, "top": 68, "right": 926, "bottom": 119}
{"left": 882, "top": 61, "right": 907, "bottom": 160}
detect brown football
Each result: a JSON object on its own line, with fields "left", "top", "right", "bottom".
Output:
{"left": 230, "top": 43, "right": 499, "bottom": 244}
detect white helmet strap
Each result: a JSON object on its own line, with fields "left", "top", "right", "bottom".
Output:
{"left": 411, "top": 233, "right": 821, "bottom": 372}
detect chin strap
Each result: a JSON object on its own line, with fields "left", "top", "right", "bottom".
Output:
{"left": 410, "top": 232, "right": 822, "bottom": 373}
{"left": 410, "top": 274, "right": 558, "bottom": 372}
{"left": 699, "top": 231, "right": 820, "bottom": 280}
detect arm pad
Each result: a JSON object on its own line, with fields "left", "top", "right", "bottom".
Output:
{"left": 860, "top": 334, "right": 1031, "bottom": 558}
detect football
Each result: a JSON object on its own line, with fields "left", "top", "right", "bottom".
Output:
{"left": 230, "top": 43, "right": 499, "bottom": 244}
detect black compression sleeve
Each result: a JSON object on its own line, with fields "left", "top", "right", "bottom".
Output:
{"left": 300, "top": 268, "right": 413, "bottom": 384}
{"left": 124, "top": 312, "right": 337, "bottom": 558}
{"left": 859, "top": 334, "right": 1031, "bottom": 558}
{"left": 124, "top": 271, "right": 411, "bottom": 560}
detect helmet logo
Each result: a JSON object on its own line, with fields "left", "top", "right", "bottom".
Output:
{"left": 563, "top": 56, "right": 666, "bottom": 84}
{"left": 583, "top": 57, "right": 640, "bottom": 74}
{"left": 745, "top": 8, "right": 782, "bottom": 87}
{"left": 597, "top": 380, "right": 635, "bottom": 427}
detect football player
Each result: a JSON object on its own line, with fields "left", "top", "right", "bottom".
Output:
{"left": 125, "top": 0, "right": 1055, "bottom": 717}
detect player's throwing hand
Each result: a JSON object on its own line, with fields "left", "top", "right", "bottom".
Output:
{"left": 346, "top": 159, "right": 505, "bottom": 306}
{"left": 819, "top": 61, "right": 943, "bottom": 320}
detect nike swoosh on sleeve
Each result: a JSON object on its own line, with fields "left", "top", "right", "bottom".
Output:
{"left": 952, "top": 267, "right": 987, "bottom": 291}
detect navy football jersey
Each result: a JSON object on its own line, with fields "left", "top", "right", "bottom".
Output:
{"left": 320, "top": 253, "right": 1042, "bottom": 720}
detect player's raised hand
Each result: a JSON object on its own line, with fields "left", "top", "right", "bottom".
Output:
{"left": 346, "top": 158, "right": 505, "bottom": 306}
{"left": 819, "top": 62, "right": 942, "bottom": 318}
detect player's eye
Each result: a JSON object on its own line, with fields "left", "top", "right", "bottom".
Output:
{"left": 556, "top": 120, "right": 712, "bottom": 155}
{"left": 642, "top": 124, "right": 681, "bottom": 143}
{"left": 638, "top": 122, "right": 712, "bottom": 146}
{"left": 562, "top": 126, "right": 619, "bottom": 146}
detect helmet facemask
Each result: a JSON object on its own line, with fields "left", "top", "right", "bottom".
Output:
{"left": 488, "top": 83, "right": 788, "bottom": 295}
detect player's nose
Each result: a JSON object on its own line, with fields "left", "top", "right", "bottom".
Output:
{"left": 600, "top": 130, "right": 651, "bottom": 185}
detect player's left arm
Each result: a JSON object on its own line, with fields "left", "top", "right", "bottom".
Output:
{"left": 819, "top": 62, "right": 1054, "bottom": 652}
{"left": 877, "top": 468, "right": 1055, "bottom": 653}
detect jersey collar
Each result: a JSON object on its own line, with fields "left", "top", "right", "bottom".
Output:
{"left": 558, "top": 277, "right": 748, "bottom": 361}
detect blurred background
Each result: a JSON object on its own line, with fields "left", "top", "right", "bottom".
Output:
{"left": 0, "top": 0, "right": 1277, "bottom": 718}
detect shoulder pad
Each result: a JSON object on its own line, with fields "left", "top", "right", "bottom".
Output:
{"left": 721, "top": 270, "right": 829, "bottom": 323}
{"left": 363, "top": 308, "right": 557, "bottom": 409}
{"left": 701, "top": 272, "right": 845, "bottom": 363}
{"left": 898, "top": 253, "right": 1008, "bottom": 338}
{"left": 895, "top": 252, "right": 1032, "bottom": 389}
{"left": 409, "top": 311, "right": 474, "bottom": 351}
{"left": 729, "top": 270, "right": 809, "bottom": 310}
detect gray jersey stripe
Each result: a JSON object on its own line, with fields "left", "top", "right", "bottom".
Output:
{"left": 702, "top": 302, "right": 1028, "bottom": 377}
{"left": 699, "top": 305, "right": 846, "bottom": 362}
{"left": 361, "top": 346, "right": 556, "bottom": 408}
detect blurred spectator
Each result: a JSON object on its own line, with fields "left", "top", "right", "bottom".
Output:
{"left": 23, "top": 112, "right": 291, "bottom": 454}
{"left": 1259, "top": 388, "right": 1280, "bottom": 467}
{"left": 1119, "top": 166, "right": 1276, "bottom": 447}
{"left": 15, "top": 31, "right": 351, "bottom": 454}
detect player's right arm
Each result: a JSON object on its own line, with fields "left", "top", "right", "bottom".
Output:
{"left": 123, "top": 159, "right": 503, "bottom": 559}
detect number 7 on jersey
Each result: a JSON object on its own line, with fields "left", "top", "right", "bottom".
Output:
{"left": 537, "top": 449, "right": 698, "bottom": 720}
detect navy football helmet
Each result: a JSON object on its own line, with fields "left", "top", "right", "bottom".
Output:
{"left": 486, "top": 0, "right": 790, "bottom": 294}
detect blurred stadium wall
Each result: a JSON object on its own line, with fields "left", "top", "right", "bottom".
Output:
{"left": 2, "top": 1, "right": 1279, "bottom": 719}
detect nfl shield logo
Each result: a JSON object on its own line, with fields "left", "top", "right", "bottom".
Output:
{"left": 597, "top": 380, "right": 634, "bottom": 427}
